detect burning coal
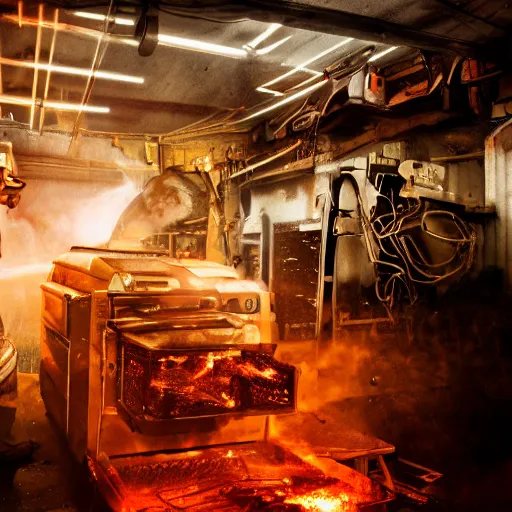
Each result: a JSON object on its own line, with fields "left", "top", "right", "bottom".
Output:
{"left": 122, "top": 347, "right": 296, "bottom": 420}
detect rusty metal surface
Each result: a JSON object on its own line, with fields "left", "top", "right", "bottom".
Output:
{"left": 484, "top": 118, "right": 512, "bottom": 291}
{"left": 399, "top": 159, "right": 485, "bottom": 208}
{"left": 315, "top": 111, "right": 456, "bottom": 166}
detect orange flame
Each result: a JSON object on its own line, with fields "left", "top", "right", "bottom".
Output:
{"left": 240, "top": 363, "right": 277, "bottom": 380}
{"left": 221, "top": 392, "right": 236, "bottom": 408}
{"left": 193, "top": 353, "right": 232, "bottom": 380}
{"left": 285, "top": 489, "right": 355, "bottom": 512}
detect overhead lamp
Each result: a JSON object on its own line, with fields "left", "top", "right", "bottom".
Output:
{"left": 255, "top": 36, "right": 292, "bottom": 56}
{"left": 246, "top": 23, "right": 282, "bottom": 49}
{"left": 368, "top": 46, "right": 398, "bottom": 62}
{"left": 0, "top": 57, "right": 144, "bottom": 84}
{"left": 73, "top": 11, "right": 135, "bottom": 26}
{"left": 256, "top": 68, "right": 323, "bottom": 95}
{"left": 286, "top": 72, "right": 323, "bottom": 91}
{"left": 235, "top": 80, "right": 328, "bottom": 123}
{"left": 158, "top": 33, "right": 247, "bottom": 58}
{"left": 256, "top": 87, "right": 284, "bottom": 97}
{"left": 44, "top": 101, "right": 110, "bottom": 113}
{"left": 256, "top": 38, "right": 353, "bottom": 95}
{"left": 3, "top": 13, "right": 285, "bottom": 60}
{"left": 0, "top": 94, "right": 33, "bottom": 107}
{"left": 0, "top": 94, "right": 109, "bottom": 113}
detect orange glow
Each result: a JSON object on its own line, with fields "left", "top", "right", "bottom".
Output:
{"left": 193, "top": 353, "right": 232, "bottom": 380}
{"left": 158, "top": 355, "right": 189, "bottom": 364}
{"left": 240, "top": 363, "right": 277, "bottom": 380}
{"left": 285, "top": 489, "right": 355, "bottom": 512}
{"left": 221, "top": 392, "right": 236, "bottom": 408}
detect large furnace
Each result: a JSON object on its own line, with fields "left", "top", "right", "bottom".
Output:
{"left": 39, "top": 247, "right": 392, "bottom": 511}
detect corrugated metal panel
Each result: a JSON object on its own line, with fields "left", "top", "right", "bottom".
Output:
{"left": 485, "top": 118, "right": 512, "bottom": 289}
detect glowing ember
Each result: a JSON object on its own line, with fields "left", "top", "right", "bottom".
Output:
{"left": 193, "top": 353, "right": 228, "bottom": 380}
{"left": 124, "top": 343, "right": 296, "bottom": 419}
{"left": 240, "top": 363, "right": 277, "bottom": 380}
{"left": 221, "top": 392, "right": 236, "bottom": 408}
{"left": 285, "top": 490, "right": 355, "bottom": 512}
{"left": 158, "top": 355, "right": 189, "bottom": 364}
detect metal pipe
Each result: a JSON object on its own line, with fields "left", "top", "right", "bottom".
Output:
{"left": 17, "top": 1, "right": 22, "bottom": 27}
{"left": 0, "top": 58, "right": 144, "bottom": 84}
{"left": 2, "top": 1, "right": 490, "bottom": 59}
{"left": 430, "top": 150, "right": 484, "bottom": 162}
{"left": 151, "top": 0, "right": 489, "bottom": 58}
{"left": 315, "top": 191, "right": 330, "bottom": 343}
{"left": 0, "top": 93, "right": 109, "bottom": 113}
{"left": 29, "top": 4, "right": 43, "bottom": 130}
{"left": 39, "top": 8, "right": 59, "bottom": 134}
{"left": 229, "top": 139, "right": 302, "bottom": 179}
{"left": 0, "top": 94, "right": 34, "bottom": 107}
{"left": 3, "top": 13, "right": 103, "bottom": 39}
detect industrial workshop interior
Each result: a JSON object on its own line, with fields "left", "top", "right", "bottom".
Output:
{"left": 2, "top": 0, "right": 512, "bottom": 511}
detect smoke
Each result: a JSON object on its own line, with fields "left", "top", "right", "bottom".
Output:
{"left": 111, "top": 171, "right": 208, "bottom": 242}
{"left": 273, "top": 275, "right": 512, "bottom": 498}
{"left": 0, "top": 177, "right": 138, "bottom": 372}
{"left": 0, "top": 179, "right": 138, "bottom": 266}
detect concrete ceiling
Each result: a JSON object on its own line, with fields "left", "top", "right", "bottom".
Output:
{"left": 0, "top": 0, "right": 509, "bottom": 134}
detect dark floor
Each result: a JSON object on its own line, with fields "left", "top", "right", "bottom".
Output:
{"left": 324, "top": 386, "right": 512, "bottom": 511}
{"left": 0, "top": 373, "right": 79, "bottom": 512}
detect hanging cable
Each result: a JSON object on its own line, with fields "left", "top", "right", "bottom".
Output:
{"left": 69, "top": 0, "right": 114, "bottom": 145}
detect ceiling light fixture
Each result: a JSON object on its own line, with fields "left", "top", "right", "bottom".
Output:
{"left": 256, "top": 87, "right": 284, "bottom": 97}
{"left": 0, "top": 57, "right": 144, "bottom": 84}
{"left": 3, "top": 13, "right": 286, "bottom": 60}
{"left": 285, "top": 72, "right": 323, "bottom": 91}
{"left": 256, "top": 38, "right": 353, "bottom": 95}
{"left": 368, "top": 46, "right": 398, "bottom": 62}
{"left": 0, "top": 94, "right": 33, "bottom": 107}
{"left": 235, "top": 80, "right": 328, "bottom": 123}
{"left": 0, "top": 94, "right": 109, "bottom": 113}
{"left": 246, "top": 23, "right": 282, "bottom": 49}
{"left": 44, "top": 101, "right": 110, "bottom": 113}
{"left": 255, "top": 36, "right": 292, "bottom": 56}
{"left": 73, "top": 11, "right": 134, "bottom": 26}
{"left": 158, "top": 33, "right": 247, "bottom": 58}
{"left": 256, "top": 68, "right": 322, "bottom": 96}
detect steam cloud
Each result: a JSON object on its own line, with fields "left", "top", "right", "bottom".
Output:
{"left": 0, "top": 178, "right": 138, "bottom": 371}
